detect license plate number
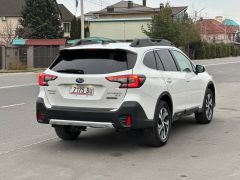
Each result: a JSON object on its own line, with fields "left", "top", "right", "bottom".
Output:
{"left": 69, "top": 85, "right": 94, "bottom": 96}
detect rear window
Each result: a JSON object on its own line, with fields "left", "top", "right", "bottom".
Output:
{"left": 50, "top": 49, "right": 137, "bottom": 74}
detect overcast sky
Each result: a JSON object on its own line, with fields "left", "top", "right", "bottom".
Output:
{"left": 56, "top": 0, "right": 240, "bottom": 21}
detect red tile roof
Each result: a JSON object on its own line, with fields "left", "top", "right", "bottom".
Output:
{"left": 197, "top": 19, "right": 238, "bottom": 34}
{"left": 26, "top": 39, "right": 67, "bottom": 46}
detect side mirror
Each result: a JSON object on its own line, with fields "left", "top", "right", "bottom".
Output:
{"left": 195, "top": 65, "right": 205, "bottom": 74}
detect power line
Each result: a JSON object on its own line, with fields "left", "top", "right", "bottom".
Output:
{"left": 85, "top": 0, "right": 116, "bottom": 9}
{"left": 100, "top": 0, "right": 112, "bottom": 6}
{"left": 85, "top": 0, "right": 104, "bottom": 7}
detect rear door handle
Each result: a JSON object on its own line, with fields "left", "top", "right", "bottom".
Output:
{"left": 186, "top": 79, "right": 191, "bottom": 83}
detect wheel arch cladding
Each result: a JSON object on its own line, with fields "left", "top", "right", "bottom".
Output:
{"left": 207, "top": 82, "right": 216, "bottom": 104}
{"left": 157, "top": 92, "right": 173, "bottom": 116}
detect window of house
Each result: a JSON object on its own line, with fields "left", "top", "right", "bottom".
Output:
{"left": 1, "top": 16, "right": 6, "bottom": 21}
{"left": 63, "top": 23, "right": 70, "bottom": 33}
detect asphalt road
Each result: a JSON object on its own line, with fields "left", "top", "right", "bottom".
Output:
{"left": 0, "top": 57, "right": 240, "bottom": 180}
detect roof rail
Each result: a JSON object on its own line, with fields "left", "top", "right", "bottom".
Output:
{"left": 130, "top": 38, "right": 174, "bottom": 47}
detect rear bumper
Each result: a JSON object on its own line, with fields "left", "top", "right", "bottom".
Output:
{"left": 36, "top": 98, "right": 154, "bottom": 129}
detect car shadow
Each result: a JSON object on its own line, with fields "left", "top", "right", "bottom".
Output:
{"left": 41, "top": 115, "right": 214, "bottom": 154}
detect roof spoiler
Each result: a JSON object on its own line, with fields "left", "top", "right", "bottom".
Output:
{"left": 73, "top": 39, "right": 116, "bottom": 46}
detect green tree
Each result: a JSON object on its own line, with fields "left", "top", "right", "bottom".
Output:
{"left": 17, "top": 0, "right": 63, "bottom": 39}
{"left": 179, "top": 17, "right": 201, "bottom": 47}
{"left": 142, "top": 3, "right": 200, "bottom": 47}
{"left": 70, "top": 17, "right": 81, "bottom": 39}
{"left": 142, "top": 3, "right": 179, "bottom": 44}
{"left": 70, "top": 17, "right": 90, "bottom": 39}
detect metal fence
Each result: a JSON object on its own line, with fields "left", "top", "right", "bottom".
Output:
{"left": 34, "top": 46, "right": 60, "bottom": 68}
{"left": 0, "top": 45, "right": 61, "bottom": 69}
{"left": 4, "top": 47, "right": 27, "bottom": 68}
{"left": 5, "top": 47, "right": 19, "bottom": 69}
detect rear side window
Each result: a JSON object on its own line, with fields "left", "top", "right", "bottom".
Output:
{"left": 50, "top": 49, "right": 137, "bottom": 74}
{"left": 154, "top": 51, "right": 164, "bottom": 71}
{"left": 156, "top": 50, "right": 178, "bottom": 72}
{"left": 143, "top": 51, "right": 157, "bottom": 70}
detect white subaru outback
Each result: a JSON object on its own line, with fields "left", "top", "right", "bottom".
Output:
{"left": 36, "top": 39, "right": 216, "bottom": 147}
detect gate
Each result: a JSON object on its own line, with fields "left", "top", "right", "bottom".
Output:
{"left": 5, "top": 47, "right": 19, "bottom": 69}
{"left": 19, "top": 47, "right": 27, "bottom": 66}
{"left": 34, "top": 46, "right": 59, "bottom": 68}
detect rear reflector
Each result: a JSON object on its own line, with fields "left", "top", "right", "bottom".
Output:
{"left": 126, "top": 116, "right": 132, "bottom": 126}
{"left": 106, "top": 75, "right": 146, "bottom": 88}
{"left": 37, "top": 111, "right": 44, "bottom": 122}
{"left": 119, "top": 115, "right": 132, "bottom": 127}
{"left": 38, "top": 73, "right": 58, "bottom": 86}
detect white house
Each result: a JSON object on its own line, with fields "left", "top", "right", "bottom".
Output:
{"left": 0, "top": 0, "right": 74, "bottom": 45}
{"left": 86, "top": 1, "right": 188, "bottom": 41}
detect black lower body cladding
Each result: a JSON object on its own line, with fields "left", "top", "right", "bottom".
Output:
{"left": 36, "top": 98, "right": 153, "bottom": 129}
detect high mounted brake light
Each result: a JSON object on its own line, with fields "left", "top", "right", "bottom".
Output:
{"left": 38, "top": 73, "right": 58, "bottom": 86}
{"left": 106, "top": 75, "right": 146, "bottom": 88}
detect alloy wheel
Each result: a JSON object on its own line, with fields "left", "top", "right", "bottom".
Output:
{"left": 205, "top": 93, "right": 213, "bottom": 120}
{"left": 157, "top": 107, "right": 170, "bottom": 141}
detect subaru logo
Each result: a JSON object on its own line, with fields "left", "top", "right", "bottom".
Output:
{"left": 76, "top": 78, "right": 84, "bottom": 84}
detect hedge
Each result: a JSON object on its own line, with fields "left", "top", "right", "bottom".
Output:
{"left": 189, "top": 42, "right": 240, "bottom": 60}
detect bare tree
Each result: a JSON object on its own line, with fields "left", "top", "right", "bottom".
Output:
{"left": 0, "top": 21, "right": 18, "bottom": 46}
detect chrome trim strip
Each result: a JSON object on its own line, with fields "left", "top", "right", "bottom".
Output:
{"left": 50, "top": 119, "right": 114, "bottom": 128}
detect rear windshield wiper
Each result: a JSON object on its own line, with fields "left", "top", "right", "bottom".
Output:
{"left": 56, "top": 69, "right": 84, "bottom": 74}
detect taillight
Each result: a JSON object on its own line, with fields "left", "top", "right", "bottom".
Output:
{"left": 106, "top": 75, "right": 146, "bottom": 88}
{"left": 38, "top": 73, "right": 58, "bottom": 86}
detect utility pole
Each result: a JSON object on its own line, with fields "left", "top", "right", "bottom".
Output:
{"left": 80, "top": 0, "right": 85, "bottom": 39}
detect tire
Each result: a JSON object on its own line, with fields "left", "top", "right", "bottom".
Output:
{"left": 195, "top": 89, "right": 214, "bottom": 124}
{"left": 147, "top": 101, "right": 172, "bottom": 147}
{"left": 55, "top": 126, "right": 81, "bottom": 140}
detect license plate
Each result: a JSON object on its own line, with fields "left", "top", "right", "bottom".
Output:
{"left": 69, "top": 85, "right": 94, "bottom": 96}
